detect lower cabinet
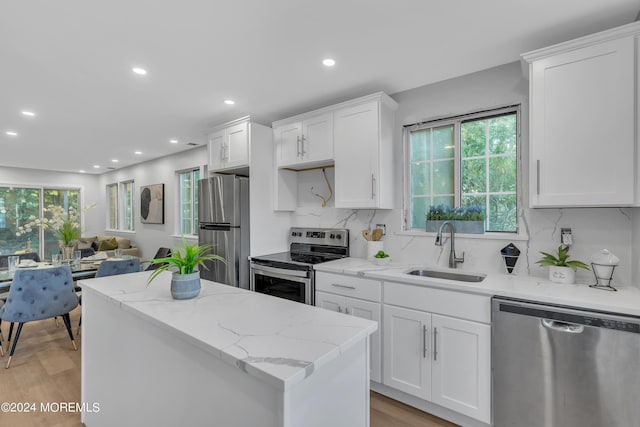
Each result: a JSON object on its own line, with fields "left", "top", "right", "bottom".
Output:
{"left": 316, "top": 291, "right": 382, "bottom": 383}
{"left": 383, "top": 304, "right": 491, "bottom": 424}
{"left": 315, "top": 272, "right": 382, "bottom": 383}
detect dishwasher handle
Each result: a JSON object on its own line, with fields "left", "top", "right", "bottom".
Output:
{"left": 542, "top": 319, "right": 584, "bottom": 334}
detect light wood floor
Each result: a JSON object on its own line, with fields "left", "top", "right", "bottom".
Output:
{"left": 0, "top": 306, "right": 458, "bottom": 427}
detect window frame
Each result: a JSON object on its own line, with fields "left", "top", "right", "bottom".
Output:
{"left": 106, "top": 183, "right": 119, "bottom": 231}
{"left": 403, "top": 105, "right": 522, "bottom": 237}
{"left": 177, "top": 168, "right": 201, "bottom": 237}
{"left": 120, "top": 180, "right": 135, "bottom": 231}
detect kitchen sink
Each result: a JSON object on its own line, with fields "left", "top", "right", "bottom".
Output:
{"left": 405, "top": 269, "right": 486, "bottom": 283}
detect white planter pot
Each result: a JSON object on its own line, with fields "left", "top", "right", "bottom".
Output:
{"left": 549, "top": 266, "right": 575, "bottom": 284}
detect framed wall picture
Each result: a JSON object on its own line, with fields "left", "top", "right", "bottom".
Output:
{"left": 140, "top": 183, "right": 164, "bottom": 224}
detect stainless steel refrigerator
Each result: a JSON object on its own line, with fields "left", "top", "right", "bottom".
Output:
{"left": 198, "top": 174, "right": 250, "bottom": 288}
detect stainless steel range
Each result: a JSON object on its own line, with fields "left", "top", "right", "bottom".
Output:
{"left": 249, "top": 227, "right": 349, "bottom": 304}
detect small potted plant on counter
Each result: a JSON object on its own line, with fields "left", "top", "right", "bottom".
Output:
{"left": 536, "top": 245, "right": 589, "bottom": 284}
{"left": 147, "top": 237, "right": 226, "bottom": 300}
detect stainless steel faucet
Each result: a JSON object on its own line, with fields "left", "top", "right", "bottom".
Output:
{"left": 435, "top": 221, "right": 464, "bottom": 268}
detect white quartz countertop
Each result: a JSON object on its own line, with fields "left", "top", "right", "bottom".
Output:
{"left": 315, "top": 258, "right": 640, "bottom": 317}
{"left": 79, "top": 271, "right": 377, "bottom": 391}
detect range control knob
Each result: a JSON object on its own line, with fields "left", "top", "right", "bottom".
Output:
{"left": 336, "top": 234, "right": 342, "bottom": 240}
{"left": 330, "top": 234, "right": 335, "bottom": 239}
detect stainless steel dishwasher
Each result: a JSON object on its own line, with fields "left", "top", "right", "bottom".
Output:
{"left": 492, "top": 297, "right": 640, "bottom": 427}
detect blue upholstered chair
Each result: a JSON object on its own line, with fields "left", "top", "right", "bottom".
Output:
{"left": 77, "top": 258, "right": 141, "bottom": 334}
{"left": 0, "top": 300, "right": 5, "bottom": 357}
{"left": 95, "top": 258, "right": 141, "bottom": 277}
{"left": 0, "top": 265, "right": 78, "bottom": 368}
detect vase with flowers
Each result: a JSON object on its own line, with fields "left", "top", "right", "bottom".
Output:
{"left": 17, "top": 204, "right": 94, "bottom": 260}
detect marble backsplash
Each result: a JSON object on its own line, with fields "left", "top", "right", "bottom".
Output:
{"left": 292, "top": 169, "right": 634, "bottom": 286}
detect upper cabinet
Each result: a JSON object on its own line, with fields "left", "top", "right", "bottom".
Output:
{"left": 334, "top": 94, "right": 397, "bottom": 209}
{"left": 274, "top": 112, "right": 333, "bottom": 169}
{"left": 523, "top": 22, "right": 640, "bottom": 207}
{"left": 274, "top": 92, "right": 398, "bottom": 211}
{"left": 208, "top": 117, "right": 250, "bottom": 172}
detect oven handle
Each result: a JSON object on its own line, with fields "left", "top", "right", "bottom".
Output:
{"left": 250, "top": 264, "right": 310, "bottom": 280}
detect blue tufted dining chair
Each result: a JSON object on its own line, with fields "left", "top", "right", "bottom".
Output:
{"left": 0, "top": 300, "right": 4, "bottom": 357}
{"left": 0, "top": 265, "right": 78, "bottom": 368}
{"left": 77, "top": 258, "right": 141, "bottom": 334}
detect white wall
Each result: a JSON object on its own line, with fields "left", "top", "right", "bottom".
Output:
{"left": 0, "top": 165, "right": 103, "bottom": 236}
{"left": 98, "top": 147, "right": 207, "bottom": 258}
{"left": 291, "top": 62, "right": 635, "bottom": 286}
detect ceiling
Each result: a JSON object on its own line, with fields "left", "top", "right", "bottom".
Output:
{"left": 1, "top": 0, "right": 638, "bottom": 174}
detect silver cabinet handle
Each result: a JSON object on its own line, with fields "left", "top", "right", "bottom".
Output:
{"left": 331, "top": 283, "right": 356, "bottom": 290}
{"left": 345, "top": 307, "right": 350, "bottom": 315}
{"left": 220, "top": 144, "right": 225, "bottom": 161}
{"left": 433, "top": 327, "right": 438, "bottom": 361}
{"left": 371, "top": 174, "right": 376, "bottom": 200}
{"left": 301, "top": 134, "right": 306, "bottom": 156}
{"left": 337, "top": 306, "right": 342, "bottom": 313}
{"left": 536, "top": 159, "right": 540, "bottom": 195}
{"left": 296, "top": 136, "right": 301, "bottom": 158}
{"left": 423, "top": 325, "right": 428, "bottom": 358}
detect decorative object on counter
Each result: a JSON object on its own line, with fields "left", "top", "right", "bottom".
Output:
{"left": 371, "top": 228, "right": 383, "bottom": 241}
{"left": 425, "top": 205, "right": 485, "bottom": 234}
{"left": 536, "top": 245, "right": 589, "bottom": 284}
{"left": 589, "top": 249, "right": 620, "bottom": 291}
{"left": 147, "top": 237, "right": 226, "bottom": 300}
{"left": 362, "top": 229, "right": 371, "bottom": 241}
{"left": 367, "top": 241, "right": 384, "bottom": 261}
{"left": 500, "top": 243, "right": 520, "bottom": 274}
{"left": 373, "top": 250, "right": 390, "bottom": 266}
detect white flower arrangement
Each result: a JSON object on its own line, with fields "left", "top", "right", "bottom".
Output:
{"left": 16, "top": 203, "right": 95, "bottom": 245}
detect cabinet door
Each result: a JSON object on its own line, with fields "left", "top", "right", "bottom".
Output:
{"left": 225, "top": 122, "right": 249, "bottom": 168}
{"left": 530, "top": 36, "right": 635, "bottom": 207}
{"left": 302, "top": 113, "right": 333, "bottom": 164}
{"left": 274, "top": 122, "right": 302, "bottom": 168}
{"left": 346, "top": 297, "right": 382, "bottom": 383}
{"left": 315, "top": 291, "right": 344, "bottom": 313}
{"left": 431, "top": 314, "right": 491, "bottom": 424}
{"left": 334, "top": 101, "right": 380, "bottom": 208}
{"left": 383, "top": 305, "right": 431, "bottom": 400}
{"left": 208, "top": 129, "right": 226, "bottom": 171}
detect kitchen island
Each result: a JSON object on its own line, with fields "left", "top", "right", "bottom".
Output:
{"left": 79, "top": 271, "right": 377, "bottom": 427}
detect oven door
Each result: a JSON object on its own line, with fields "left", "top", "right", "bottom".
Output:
{"left": 250, "top": 263, "right": 312, "bottom": 305}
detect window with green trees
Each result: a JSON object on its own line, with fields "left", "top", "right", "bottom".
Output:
{"left": 405, "top": 106, "right": 518, "bottom": 233}
{"left": 179, "top": 168, "right": 200, "bottom": 235}
{"left": 0, "top": 186, "right": 80, "bottom": 258}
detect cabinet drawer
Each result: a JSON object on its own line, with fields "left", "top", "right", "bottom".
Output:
{"left": 384, "top": 281, "right": 490, "bottom": 323}
{"left": 316, "top": 272, "right": 381, "bottom": 302}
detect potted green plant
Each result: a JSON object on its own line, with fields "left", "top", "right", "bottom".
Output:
{"left": 536, "top": 245, "right": 589, "bottom": 284}
{"left": 147, "top": 238, "right": 226, "bottom": 300}
{"left": 425, "top": 205, "right": 485, "bottom": 234}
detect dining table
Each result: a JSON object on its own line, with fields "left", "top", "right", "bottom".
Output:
{"left": 0, "top": 257, "right": 146, "bottom": 298}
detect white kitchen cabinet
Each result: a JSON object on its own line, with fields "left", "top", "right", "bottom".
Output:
{"left": 315, "top": 272, "right": 382, "bottom": 382}
{"left": 334, "top": 94, "right": 397, "bottom": 209}
{"left": 274, "top": 112, "right": 333, "bottom": 169}
{"left": 431, "top": 314, "right": 491, "bottom": 423}
{"left": 523, "top": 23, "right": 639, "bottom": 207}
{"left": 383, "top": 305, "right": 431, "bottom": 400}
{"left": 382, "top": 281, "right": 491, "bottom": 423}
{"left": 208, "top": 118, "right": 250, "bottom": 172}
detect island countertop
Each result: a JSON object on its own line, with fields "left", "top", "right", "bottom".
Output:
{"left": 78, "top": 271, "right": 377, "bottom": 392}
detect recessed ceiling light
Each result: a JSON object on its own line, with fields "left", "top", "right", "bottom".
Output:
{"left": 132, "top": 67, "right": 147, "bottom": 75}
{"left": 5, "top": 131, "right": 17, "bottom": 136}
{"left": 79, "top": 170, "right": 86, "bottom": 173}
{"left": 93, "top": 164, "right": 100, "bottom": 169}
{"left": 224, "top": 99, "right": 235, "bottom": 105}
{"left": 111, "top": 159, "right": 119, "bottom": 163}
{"left": 21, "top": 111, "right": 35, "bottom": 117}
{"left": 170, "top": 139, "right": 179, "bottom": 144}
{"left": 134, "top": 151, "right": 142, "bottom": 155}
{"left": 322, "top": 58, "right": 336, "bottom": 67}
